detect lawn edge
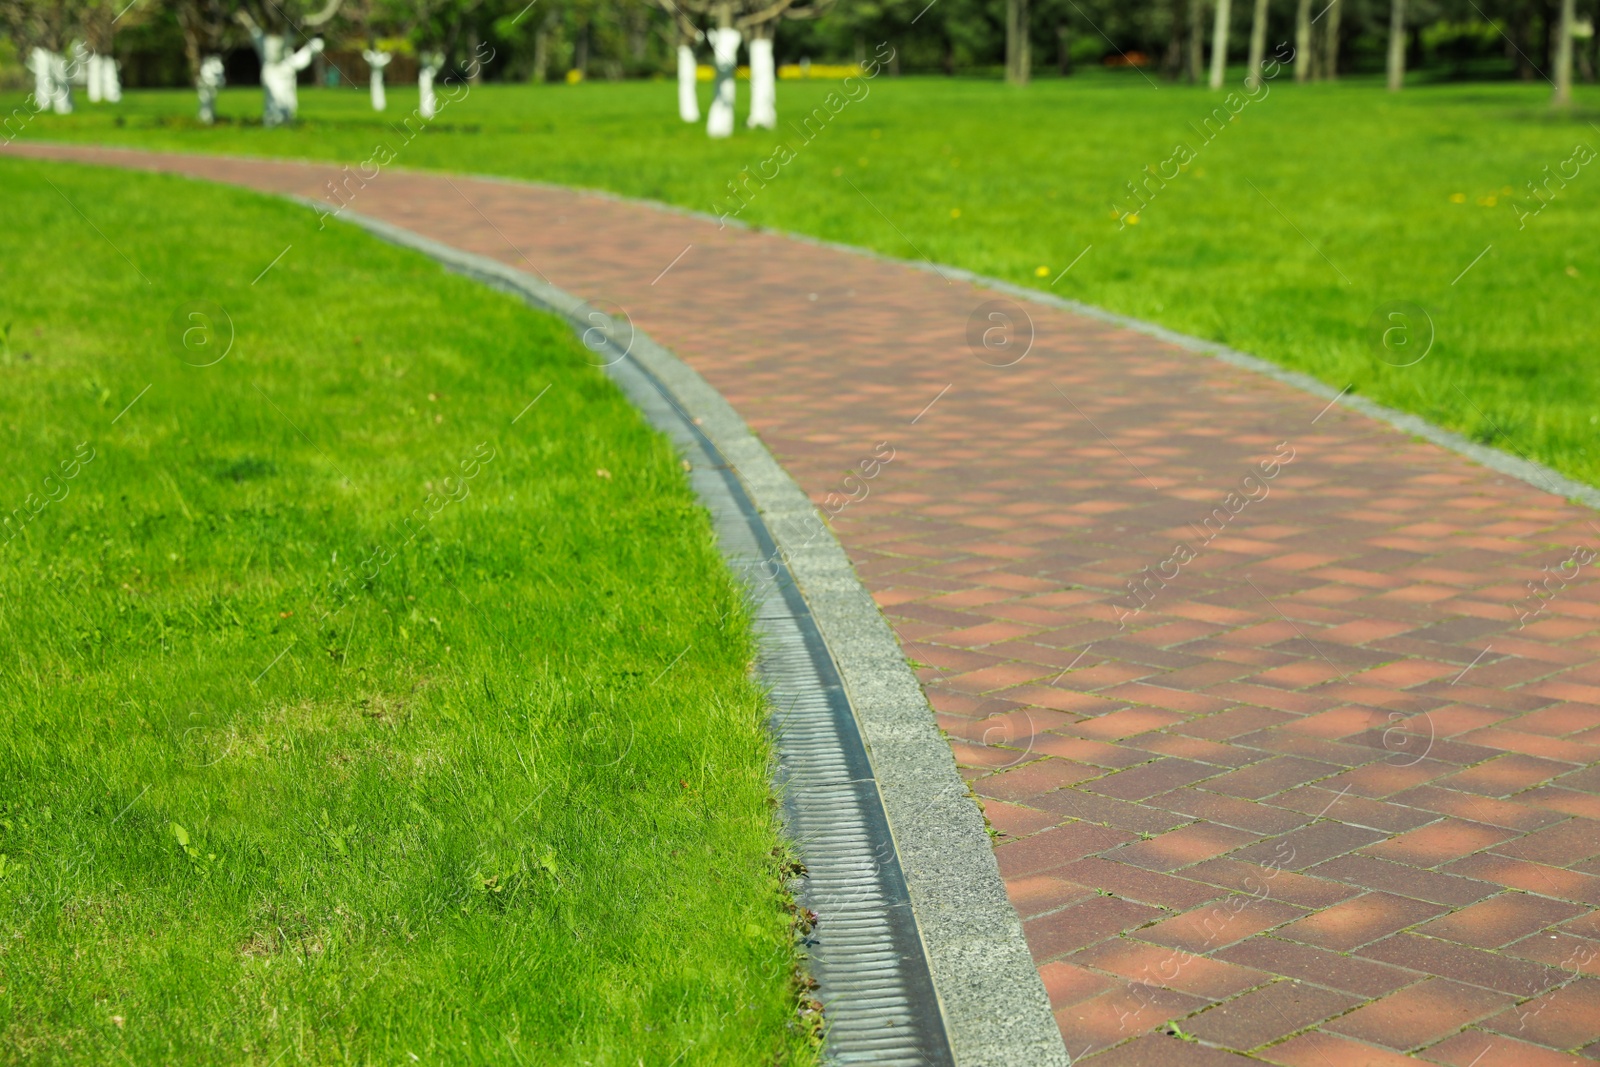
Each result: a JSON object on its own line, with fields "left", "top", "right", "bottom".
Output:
{"left": 306, "top": 205, "right": 1071, "bottom": 1067}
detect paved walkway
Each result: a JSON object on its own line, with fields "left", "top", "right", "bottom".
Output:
{"left": 14, "top": 143, "right": 1600, "bottom": 1065}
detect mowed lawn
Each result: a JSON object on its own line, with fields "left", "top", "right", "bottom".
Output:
{"left": 6, "top": 72, "right": 1599, "bottom": 485}
{"left": 0, "top": 158, "right": 814, "bottom": 1065}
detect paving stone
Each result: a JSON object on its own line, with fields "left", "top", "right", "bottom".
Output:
{"left": 1479, "top": 977, "right": 1600, "bottom": 1050}
{"left": 1358, "top": 932, "right": 1566, "bottom": 995}
{"left": 1215, "top": 937, "right": 1419, "bottom": 997}
{"left": 1421, "top": 1031, "right": 1593, "bottom": 1066}
{"left": 1081, "top": 1032, "right": 1267, "bottom": 1064}
{"left": 1258, "top": 1030, "right": 1420, "bottom": 1066}
{"left": 1275, "top": 892, "right": 1450, "bottom": 951}
{"left": 1416, "top": 893, "right": 1590, "bottom": 949}
{"left": 1322, "top": 977, "right": 1511, "bottom": 1050}
{"left": 1183, "top": 981, "right": 1358, "bottom": 1051}
{"left": 1025, "top": 896, "right": 1166, "bottom": 961}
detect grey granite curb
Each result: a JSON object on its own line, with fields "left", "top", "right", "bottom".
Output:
{"left": 301, "top": 201, "right": 1070, "bottom": 1067}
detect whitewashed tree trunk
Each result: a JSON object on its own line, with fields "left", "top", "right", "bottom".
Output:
{"left": 363, "top": 49, "right": 391, "bottom": 111}
{"left": 1208, "top": 0, "right": 1232, "bottom": 88}
{"left": 69, "top": 42, "right": 89, "bottom": 87}
{"left": 85, "top": 54, "right": 121, "bottom": 103}
{"left": 86, "top": 53, "right": 104, "bottom": 102}
{"left": 706, "top": 27, "right": 740, "bottom": 138}
{"left": 28, "top": 48, "right": 52, "bottom": 108}
{"left": 47, "top": 51, "right": 73, "bottom": 113}
{"left": 418, "top": 51, "right": 445, "bottom": 119}
{"left": 747, "top": 32, "right": 775, "bottom": 128}
{"left": 197, "top": 54, "right": 225, "bottom": 124}
{"left": 254, "top": 32, "right": 322, "bottom": 126}
{"left": 676, "top": 43, "right": 699, "bottom": 122}
{"left": 102, "top": 56, "right": 121, "bottom": 102}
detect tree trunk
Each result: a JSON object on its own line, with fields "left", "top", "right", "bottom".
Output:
{"left": 197, "top": 54, "right": 224, "bottom": 124}
{"left": 1163, "top": 0, "right": 1184, "bottom": 78}
{"left": 1581, "top": 0, "right": 1597, "bottom": 82}
{"left": 467, "top": 31, "right": 483, "bottom": 85}
{"left": 533, "top": 13, "right": 551, "bottom": 83}
{"left": 1246, "top": 0, "right": 1268, "bottom": 87}
{"left": 1294, "top": 0, "right": 1313, "bottom": 81}
{"left": 1321, "top": 0, "right": 1341, "bottom": 80}
{"left": 33, "top": 49, "right": 74, "bottom": 113}
{"left": 1187, "top": 0, "right": 1205, "bottom": 82}
{"left": 1386, "top": 0, "right": 1406, "bottom": 89}
{"left": 677, "top": 41, "right": 700, "bottom": 121}
{"left": 706, "top": 8, "right": 739, "bottom": 138}
{"left": 1006, "top": 0, "right": 1031, "bottom": 84}
{"left": 1553, "top": 0, "right": 1575, "bottom": 104}
{"left": 1208, "top": 0, "right": 1231, "bottom": 87}
{"left": 418, "top": 52, "right": 444, "bottom": 119}
{"left": 1058, "top": 21, "right": 1073, "bottom": 74}
{"left": 363, "top": 50, "right": 391, "bottom": 111}
{"left": 747, "top": 26, "right": 776, "bottom": 127}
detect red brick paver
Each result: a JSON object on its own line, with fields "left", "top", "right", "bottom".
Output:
{"left": 12, "top": 143, "right": 1600, "bottom": 1063}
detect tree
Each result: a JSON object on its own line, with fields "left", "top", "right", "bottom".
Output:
{"left": 1320, "top": 0, "right": 1340, "bottom": 78}
{"left": 1245, "top": 0, "right": 1267, "bottom": 86}
{"left": 173, "top": 0, "right": 232, "bottom": 121}
{"left": 652, "top": 0, "right": 701, "bottom": 120}
{"left": 1005, "top": 0, "right": 1028, "bottom": 83}
{"left": 233, "top": 0, "right": 343, "bottom": 124}
{"left": 1553, "top": 0, "right": 1575, "bottom": 105}
{"left": 1294, "top": 0, "right": 1312, "bottom": 80}
{"left": 1207, "top": 0, "right": 1230, "bottom": 87}
{"left": 1, "top": 0, "right": 78, "bottom": 112}
{"left": 80, "top": 0, "right": 125, "bottom": 102}
{"left": 661, "top": 0, "right": 829, "bottom": 137}
{"left": 1386, "top": 0, "right": 1405, "bottom": 89}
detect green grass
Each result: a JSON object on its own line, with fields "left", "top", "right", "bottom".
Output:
{"left": 0, "top": 157, "right": 815, "bottom": 1065}
{"left": 8, "top": 70, "right": 1598, "bottom": 485}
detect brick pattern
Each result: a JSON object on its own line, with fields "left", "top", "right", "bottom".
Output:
{"left": 16, "top": 143, "right": 1600, "bottom": 1064}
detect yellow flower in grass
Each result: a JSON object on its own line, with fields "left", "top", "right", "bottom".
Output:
{"left": 1035, "top": 266, "right": 1049, "bottom": 277}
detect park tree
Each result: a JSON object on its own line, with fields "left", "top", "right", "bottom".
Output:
{"left": 1004, "top": 0, "right": 1028, "bottom": 82}
{"left": 1, "top": 0, "right": 79, "bottom": 112}
{"left": 172, "top": 0, "right": 232, "bottom": 121}
{"left": 657, "top": 0, "right": 831, "bottom": 136}
{"left": 652, "top": 0, "right": 703, "bottom": 120}
{"left": 79, "top": 0, "right": 126, "bottom": 101}
{"left": 410, "top": 0, "right": 487, "bottom": 115}
{"left": 1206, "top": 0, "right": 1229, "bottom": 86}
{"left": 1552, "top": 0, "right": 1575, "bottom": 105}
{"left": 232, "top": 0, "right": 344, "bottom": 124}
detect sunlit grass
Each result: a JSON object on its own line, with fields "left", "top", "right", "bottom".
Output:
{"left": 0, "top": 157, "right": 814, "bottom": 1066}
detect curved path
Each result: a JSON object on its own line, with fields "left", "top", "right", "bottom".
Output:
{"left": 13, "top": 143, "right": 1600, "bottom": 1065}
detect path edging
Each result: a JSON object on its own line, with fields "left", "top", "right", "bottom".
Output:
{"left": 309, "top": 201, "right": 1069, "bottom": 1067}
